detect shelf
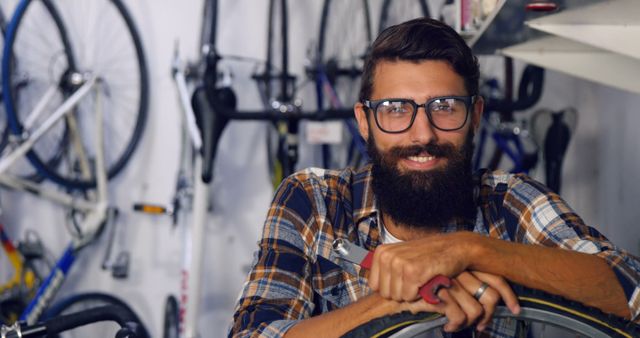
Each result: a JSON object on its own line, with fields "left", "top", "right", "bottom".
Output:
{"left": 500, "top": 35, "right": 640, "bottom": 95}
{"left": 525, "top": 0, "right": 640, "bottom": 59}
{"left": 469, "top": 0, "right": 543, "bottom": 55}
{"left": 464, "top": 0, "right": 507, "bottom": 48}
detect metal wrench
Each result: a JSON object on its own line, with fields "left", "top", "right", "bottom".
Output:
{"left": 332, "top": 238, "right": 451, "bottom": 304}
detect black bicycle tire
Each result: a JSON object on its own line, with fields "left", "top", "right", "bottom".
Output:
{"left": 42, "top": 292, "right": 150, "bottom": 338}
{"left": 1, "top": 0, "right": 71, "bottom": 181}
{"left": 378, "top": 0, "right": 429, "bottom": 35}
{"left": 318, "top": 0, "right": 371, "bottom": 90}
{"left": 3, "top": 0, "right": 149, "bottom": 190}
{"left": 0, "top": 5, "right": 7, "bottom": 153}
{"left": 316, "top": 0, "right": 371, "bottom": 170}
{"left": 342, "top": 284, "right": 640, "bottom": 338}
{"left": 200, "top": 0, "right": 218, "bottom": 92}
{"left": 264, "top": 0, "right": 278, "bottom": 102}
{"left": 199, "top": 0, "right": 217, "bottom": 56}
{"left": 162, "top": 295, "right": 179, "bottom": 338}
{"left": 264, "top": 0, "right": 294, "bottom": 183}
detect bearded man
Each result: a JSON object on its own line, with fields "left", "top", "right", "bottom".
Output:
{"left": 229, "top": 18, "right": 640, "bottom": 338}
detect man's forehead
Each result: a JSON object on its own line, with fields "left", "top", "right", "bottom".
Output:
{"left": 370, "top": 59, "right": 467, "bottom": 99}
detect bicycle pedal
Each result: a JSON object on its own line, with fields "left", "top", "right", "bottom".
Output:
{"left": 17, "top": 240, "right": 44, "bottom": 260}
{"left": 111, "top": 252, "right": 130, "bottom": 279}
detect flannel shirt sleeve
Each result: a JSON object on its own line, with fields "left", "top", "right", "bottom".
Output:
{"left": 228, "top": 175, "right": 318, "bottom": 338}
{"left": 507, "top": 175, "right": 640, "bottom": 322}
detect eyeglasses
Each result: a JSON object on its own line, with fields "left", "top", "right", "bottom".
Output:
{"left": 363, "top": 95, "right": 476, "bottom": 133}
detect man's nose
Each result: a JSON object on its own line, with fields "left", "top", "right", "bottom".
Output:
{"left": 407, "top": 107, "right": 437, "bottom": 144}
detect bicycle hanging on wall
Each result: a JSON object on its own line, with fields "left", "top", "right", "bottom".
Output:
{"left": 0, "top": 0, "right": 150, "bottom": 336}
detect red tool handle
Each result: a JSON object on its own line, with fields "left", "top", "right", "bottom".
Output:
{"left": 360, "top": 251, "right": 452, "bottom": 304}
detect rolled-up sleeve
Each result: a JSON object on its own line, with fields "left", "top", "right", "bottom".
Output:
{"left": 506, "top": 174, "right": 640, "bottom": 322}
{"left": 229, "top": 176, "right": 317, "bottom": 337}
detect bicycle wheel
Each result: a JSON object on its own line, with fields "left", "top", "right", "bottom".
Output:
{"left": 0, "top": 5, "right": 7, "bottom": 153}
{"left": 0, "top": 1, "right": 68, "bottom": 181}
{"left": 318, "top": 0, "right": 371, "bottom": 105}
{"left": 42, "top": 292, "right": 150, "bottom": 338}
{"left": 378, "top": 0, "right": 429, "bottom": 34}
{"left": 263, "top": 0, "right": 295, "bottom": 184}
{"left": 343, "top": 284, "right": 640, "bottom": 338}
{"left": 162, "top": 295, "right": 179, "bottom": 338}
{"left": 2, "top": 0, "right": 148, "bottom": 190}
{"left": 316, "top": 0, "right": 370, "bottom": 169}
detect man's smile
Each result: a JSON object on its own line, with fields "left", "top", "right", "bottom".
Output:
{"left": 400, "top": 153, "right": 441, "bottom": 171}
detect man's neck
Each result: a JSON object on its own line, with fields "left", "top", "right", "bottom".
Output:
{"left": 381, "top": 213, "right": 440, "bottom": 241}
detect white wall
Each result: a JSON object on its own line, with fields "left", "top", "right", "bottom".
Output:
{"left": 2, "top": 1, "right": 640, "bottom": 337}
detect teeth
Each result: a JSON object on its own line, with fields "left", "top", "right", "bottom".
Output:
{"left": 408, "top": 156, "right": 435, "bottom": 163}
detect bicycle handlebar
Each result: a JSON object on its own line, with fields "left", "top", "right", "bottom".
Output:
{"left": 2, "top": 305, "right": 144, "bottom": 338}
{"left": 215, "top": 105, "right": 355, "bottom": 122}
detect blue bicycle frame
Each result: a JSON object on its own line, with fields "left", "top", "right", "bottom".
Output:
{"left": 473, "top": 113, "right": 535, "bottom": 174}
{"left": 314, "top": 63, "right": 368, "bottom": 169}
{"left": 19, "top": 244, "right": 76, "bottom": 324}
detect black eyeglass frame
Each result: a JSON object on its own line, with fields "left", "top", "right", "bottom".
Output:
{"left": 363, "top": 95, "right": 477, "bottom": 133}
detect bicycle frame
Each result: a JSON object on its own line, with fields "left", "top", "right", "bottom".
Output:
{"left": 313, "top": 62, "right": 368, "bottom": 168}
{"left": 473, "top": 112, "right": 537, "bottom": 174}
{"left": 171, "top": 54, "right": 209, "bottom": 338}
{"left": 0, "top": 75, "right": 103, "bottom": 211}
{"left": 0, "top": 78, "right": 109, "bottom": 325}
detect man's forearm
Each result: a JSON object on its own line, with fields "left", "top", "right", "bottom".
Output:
{"left": 467, "top": 233, "right": 630, "bottom": 318}
{"left": 283, "top": 293, "right": 399, "bottom": 338}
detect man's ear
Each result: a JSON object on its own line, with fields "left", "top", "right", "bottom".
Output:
{"left": 354, "top": 102, "right": 370, "bottom": 141}
{"left": 471, "top": 96, "right": 484, "bottom": 132}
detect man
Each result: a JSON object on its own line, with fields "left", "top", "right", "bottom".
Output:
{"left": 229, "top": 18, "right": 640, "bottom": 337}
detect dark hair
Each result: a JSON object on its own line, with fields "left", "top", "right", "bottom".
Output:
{"left": 359, "top": 18, "right": 480, "bottom": 102}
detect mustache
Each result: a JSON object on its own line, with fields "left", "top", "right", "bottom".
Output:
{"left": 386, "top": 141, "right": 457, "bottom": 159}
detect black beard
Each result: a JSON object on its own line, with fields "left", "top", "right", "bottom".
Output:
{"left": 368, "top": 131, "right": 476, "bottom": 231}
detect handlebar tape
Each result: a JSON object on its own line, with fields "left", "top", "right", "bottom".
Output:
{"left": 486, "top": 65, "right": 545, "bottom": 114}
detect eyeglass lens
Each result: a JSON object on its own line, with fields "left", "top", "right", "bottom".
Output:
{"left": 375, "top": 98, "right": 468, "bottom": 132}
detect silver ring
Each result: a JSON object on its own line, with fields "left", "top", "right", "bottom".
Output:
{"left": 473, "top": 282, "right": 489, "bottom": 300}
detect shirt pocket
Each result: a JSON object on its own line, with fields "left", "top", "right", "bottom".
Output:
{"left": 312, "top": 254, "right": 370, "bottom": 311}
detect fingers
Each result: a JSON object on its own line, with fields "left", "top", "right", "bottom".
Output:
{"left": 391, "top": 276, "right": 489, "bottom": 333}
{"left": 446, "top": 278, "right": 488, "bottom": 332}
{"left": 369, "top": 244, "right": 423, "bottom": 301}
{"left": 456, "top": 272, "right": 499, "bottom": 331}
{"left": 471, "top": 271, "right": 521, "bottom": 315}
{"left": 437, "top": 288, "right": 470, "bottom": 333}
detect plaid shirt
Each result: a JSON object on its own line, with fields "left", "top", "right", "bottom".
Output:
{"left": 229, "top": 165, "right": 640, "bottom": 337}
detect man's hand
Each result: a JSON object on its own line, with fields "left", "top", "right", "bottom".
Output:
{"left": 369, "top": 233, "right": 473, "bottom": 301}
{"left": 395, "top": 271, "right": 519, "bottom": 332}
{"left": 366, "top": 233, "right": 521, "bottom": 332}
{"left": 453, "top": 271, "right": 520, "bottom": 331}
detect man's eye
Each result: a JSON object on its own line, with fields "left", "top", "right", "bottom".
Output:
{"left": 382, "top": 103, "right": 408, "bottom": 114}
{"left": 433, "top": 104, "right": 452, "bottom": 111}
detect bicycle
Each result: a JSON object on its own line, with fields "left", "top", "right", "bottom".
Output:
{"left": 473, "top": 60, "right": 576, "bottom": 193}
{"left": 0, "top": 0, "right": 150, "bottom": 335}
{"left": 311, "top": 0, "right": 371, "bottom": 170}
{"left": 342, "top": 283, "right": 640, "bottom": 337}
{"left": 1, "top": 304, "right": 145, "bottom": 338}
{"left": 2, "top": 0, "right": 148, "bottom": 190}
{"left": 377, "top": 0, "right": 432, "bottom": 35}
{"left": 132, "top": 2, "right": 230, "bottom": 337}
{"left": 0, "top": 79, "right": 149, "bottom": 337}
